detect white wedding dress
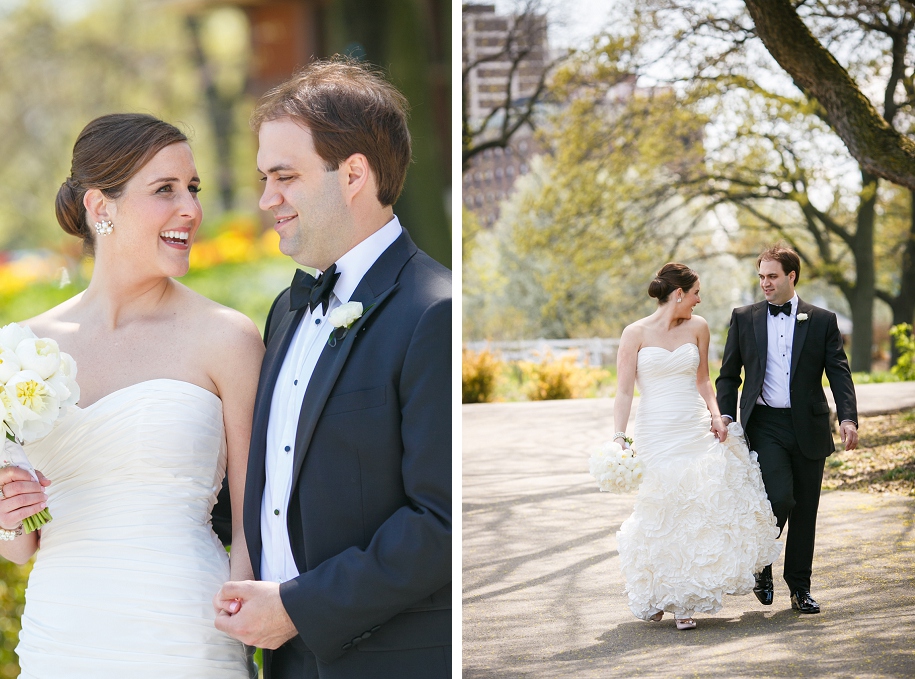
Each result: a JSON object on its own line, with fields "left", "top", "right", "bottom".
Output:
{"left": 16, "top": 379, "right": 253, "bottom": 678}
{"left": 617, "top": 344, "right": 781, "bottom": 620}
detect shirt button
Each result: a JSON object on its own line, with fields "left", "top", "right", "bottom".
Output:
{"left": 294, "top": 379, "right": 298, "bottom": 385}
{"left": 274, "top": 509, "right": 280, "bottom": 516}
{"left": 284, "top": 445, "right": 291, "bottom": 452}
{"left": 315, "top": 318, "right": 321, "bottom": 325}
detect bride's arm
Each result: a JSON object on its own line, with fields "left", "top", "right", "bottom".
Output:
{"left": 210, "top": 312, "right": 265, "bottom": 582}
{"left": 613, "top": 326, "right": 639, "bottom": 447}
{"left": 695, "top": 318, "right": 727, "bottom": 442}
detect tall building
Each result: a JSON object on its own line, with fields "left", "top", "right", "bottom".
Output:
{"left": 462, "top": 3, "right": 549, "bottom": 227}
{"left": 462, "top": 3, "right": 549, "bottom": 121}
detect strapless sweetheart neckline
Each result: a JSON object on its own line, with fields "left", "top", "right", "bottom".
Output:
{"left": 638, "top": 343, "right": 698, "bottom": 354}
{"left": 75, "top": 378, "right": 220, "bottom": 412}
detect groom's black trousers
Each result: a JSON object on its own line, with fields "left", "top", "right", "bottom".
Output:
{"left": 745, "top": 405, "right": 826, "bottom": 592}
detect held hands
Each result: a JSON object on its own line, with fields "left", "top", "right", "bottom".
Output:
{"left": 710, "top": 416, "right": 728, "bottom": 443}
{"left": 839, "top": 421, "right": 858, "bottom": 451}
{"left": 0, "top": 466, "right": 50, "bottom": 531}
{"left": 213, "top": 580, "right": 298, "bottom": 649}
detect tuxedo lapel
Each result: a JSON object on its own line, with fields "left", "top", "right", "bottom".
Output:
{"left": 752, "top": 301, "right": 768, "bottom": 376}
{"left": 790, "top": 298, "right": 812, "bottom": 383}
{"left": 244, "top": 302, "right": 306, "bottom": 579}
{"left": 289, "top": 230, "right": 417, "bottom": 489}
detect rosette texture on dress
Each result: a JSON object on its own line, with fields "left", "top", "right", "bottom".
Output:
{"left": 617, "top": 344, "right": 781, "bottom": 620}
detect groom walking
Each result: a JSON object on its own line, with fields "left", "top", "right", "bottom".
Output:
{"left": 214, "top": 58, "right": 451, "bottom": 677}
{"left": 716, "top": 245, "right": 857, "bottom": 614}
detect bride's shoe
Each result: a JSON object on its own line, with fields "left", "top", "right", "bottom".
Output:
{"left": 675, "top": 617, "right": 697, "bottom": 630}
{"left": 649, "top": 611, "right": 663, "bottom": 622}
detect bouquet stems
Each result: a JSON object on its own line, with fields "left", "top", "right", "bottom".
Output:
{"left": 22, "top": 507, "right": 52, "bottom": 534}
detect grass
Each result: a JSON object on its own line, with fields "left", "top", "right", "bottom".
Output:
{"left": 823, "top": 411, "right": 915, "bottom": 496}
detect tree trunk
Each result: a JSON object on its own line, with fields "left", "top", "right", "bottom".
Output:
{"left": 186, "top": 14, "right": 236, "bottom": 212}
{"left": 849, "top": 170, "right": 877, "bottom": 372}
{"left": 889, "top": 189, "right": 915, "bottom": 365}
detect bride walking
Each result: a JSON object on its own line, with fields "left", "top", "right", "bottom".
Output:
{"left": 0, "top": 113, "right": 262, "bottom": 676}
{"left": 613, "top": 263, "right": 781, "bottom": 629}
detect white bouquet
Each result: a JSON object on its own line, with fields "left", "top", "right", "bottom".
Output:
{"left": 589, "top": 439, "right": 644, "bottom": 494}
{"left": 0, "top": 322, "right": 79, "bottom": 533}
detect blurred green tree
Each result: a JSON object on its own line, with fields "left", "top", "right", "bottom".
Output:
{"left": 0, "top": 0, "right": 256, "bottom": 255}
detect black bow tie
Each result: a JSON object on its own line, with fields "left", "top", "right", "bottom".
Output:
{"left": 769, "top": 301, "right": 792, "bottom": 317}
{"left": 289, "top": 264, "right": 340, "bottom": 315}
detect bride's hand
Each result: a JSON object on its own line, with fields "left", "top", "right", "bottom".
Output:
{"left": 0, "top": 466, "right": 50, "bottom": 530}
{"left": 711, "top": 416, "right": 728, "bottom": 443}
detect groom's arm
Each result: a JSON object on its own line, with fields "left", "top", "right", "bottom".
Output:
{"left": 277, "top": 295, "right": 452, "bottom": 662}
{"left": 823, "top": 311, "right": 858, "bottom": 425}
{"left": 716, "top": 309, "right": 744, "bottom": 422}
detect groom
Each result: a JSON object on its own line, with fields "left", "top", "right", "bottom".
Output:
{"left": 716, "top": 244, "right": 857, "bottom": 614}
{"left": 214, "top": 58, "right": 451, "bottom": 677}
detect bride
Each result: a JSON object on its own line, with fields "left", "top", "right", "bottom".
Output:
{"left": 613, "top": 263, "right": 781, "bottom": 630}
{"left": 0, "top": 114, "right": 263, "bottom": 676}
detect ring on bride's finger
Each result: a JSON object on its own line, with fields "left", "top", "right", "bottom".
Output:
{"left": 0, "top": 484, "right": 5, "bottom": 499}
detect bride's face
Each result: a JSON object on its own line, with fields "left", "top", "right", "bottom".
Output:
{"left": 679, "top": 280, "right": 701, "bottom": 316}
{"left": 101, "top": 142, "right": 202, "bottom": 278}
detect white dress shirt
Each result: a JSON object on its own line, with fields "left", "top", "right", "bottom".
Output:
{"left": 260, "top": 216, "right": 403, "bottom": 584}
{"left": 757, "top": 293, "right": 799, "bottom": 409}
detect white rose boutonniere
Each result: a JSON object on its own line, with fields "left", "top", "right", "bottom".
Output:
{"left": 327, "top": 302, "right": 370, "bottom": 347}
{"left": 797, "top": 313, "right": 809, "bottom": 322}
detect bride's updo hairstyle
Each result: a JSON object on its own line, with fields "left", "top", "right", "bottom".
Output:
{"left": 648, "top": 263, "right": 698, "bottom": 304}
{"left": 56, "top": 113, "right": 188, "bottom": 256}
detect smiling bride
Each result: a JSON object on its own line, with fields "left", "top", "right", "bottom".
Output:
{"left": 611, "top": 263, "right": 781, "bottom": 630}
{"left": 0, "top": 113, "right": 263, "bottom": 677}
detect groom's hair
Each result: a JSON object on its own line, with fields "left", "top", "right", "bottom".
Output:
{"left": 757, "top": 244, "right": 801, "bottom": 284}
{"left": 251, "top": 56, "right": 412, "bottom": 207}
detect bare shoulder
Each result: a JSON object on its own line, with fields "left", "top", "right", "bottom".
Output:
{"left": 173, "top": 284, "right": 263, "bottom": 353}
{"left": 686, "top": 315, "right": 710, "bottom": 334}
{"left": 619, "top": 321, "right": 646, "bottom": 347}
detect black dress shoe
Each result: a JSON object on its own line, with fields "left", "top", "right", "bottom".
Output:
{"left": 790, "top": 589, "right": 820, "bottom": 614}
{"left": 753, "top": 564, "right": 773, "bottom": 605}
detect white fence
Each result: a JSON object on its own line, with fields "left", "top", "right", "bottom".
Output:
{"left": 463, "top": 338, "right": 721, "bottom": 366}
{"left": 463, "top": 338, "right": 621, "bottom": 367}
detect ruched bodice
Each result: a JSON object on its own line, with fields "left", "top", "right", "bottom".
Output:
{"left": 617, "top": 345, "right": 781, "bottom": 620}
{"left": 634, "top": 344, "right": 711, "bottom": 465}
{"left": 17, "top": 379, "right": 252, "bottom": 678}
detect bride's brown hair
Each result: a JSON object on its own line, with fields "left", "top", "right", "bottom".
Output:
{"left": 55, "top": 113, "right": 188, "bottom": 256}
{"left": 648, "top": 263, "right": 698, "bottom": 304}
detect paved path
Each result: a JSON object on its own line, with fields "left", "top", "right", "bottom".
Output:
{"left": 462, "top": 391, "right": 915, "bottom": 678}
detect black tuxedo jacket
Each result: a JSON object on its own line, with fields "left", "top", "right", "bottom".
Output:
{"left": 715, "top": 298, "right": 857, "bottom": 459}
{"left": 243, "top": 229, "right": 451, "bottom": 672}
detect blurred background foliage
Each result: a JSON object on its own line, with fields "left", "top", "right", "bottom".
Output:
{"left": 0, "top": 0, "right": 449, "bottom": 674}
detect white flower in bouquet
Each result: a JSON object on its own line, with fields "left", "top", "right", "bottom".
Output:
{"left": 589, "top": 440, "right": 644, "bottom": 494}
{"left": 4, "top": 370, "right": 60, "bottom": 443}
{"left": 0, "top": 323, "right": 80, "bottom": 533}
{"left": 47, "top": 352, "right": 79, "bottom": 411}
{"left": 0, "top": 347, "right": 21, "bottom": 383}
{"left": 15, "top": 337, "right": 61, "bottom": 379}
{"left": 0, "top": 322, "right": 36, "bottom": 351}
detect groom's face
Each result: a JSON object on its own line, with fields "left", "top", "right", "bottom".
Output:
{"left": 758, "top": 259, "right": 795, "bottom": 305}
{"left": 256, "top": 117, "right": 353, "bottom": 270}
